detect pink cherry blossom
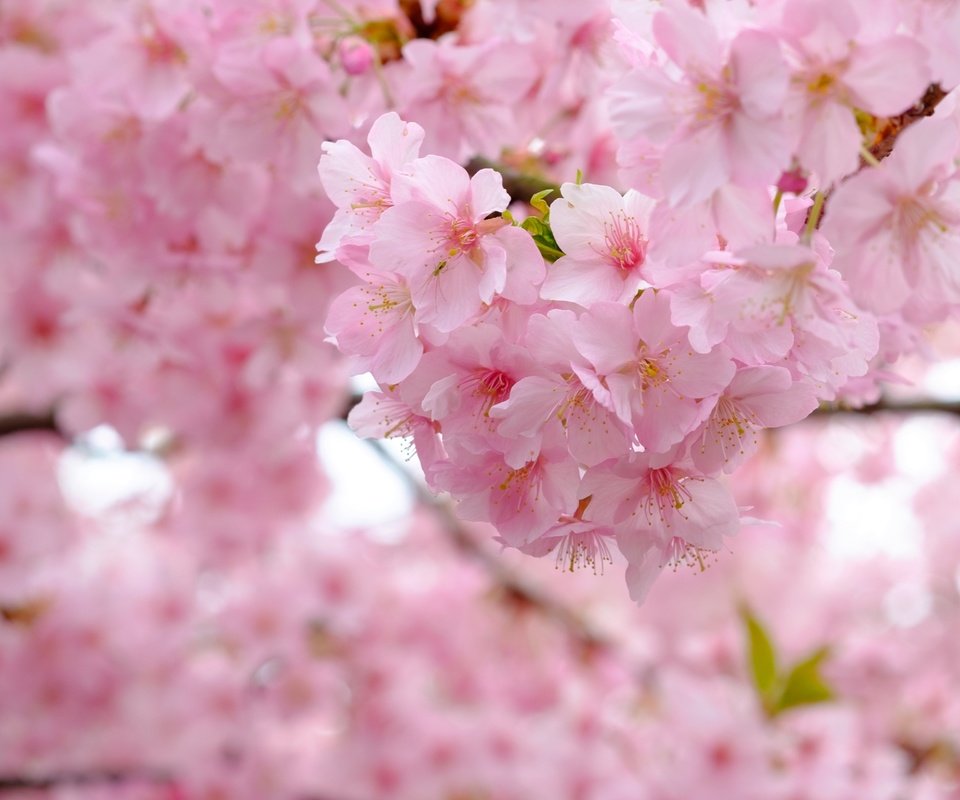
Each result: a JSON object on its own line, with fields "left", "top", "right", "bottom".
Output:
{"left": 431, "top": 444, "right": 581, "bottom": 547}
{"left": 395, "top": 37, "right": 539, "bottom": 160}
{"left": 609, "top": 1, "right": 791, "bottom": 207}
{"left": 583, "top": 452, "right": 740, "bottom": 602}
{"left": 779, "top": 0, "right": 931, "bottom": 187}
{"left": 690, "top": 365, "right": 819, "bottom": 474}
{"left": 316, "top": 112, "right": 426, "bottom": 265}
{"left": 324, "top": 271, "right": 423, "bottom": 383}
{"left": 369, "top": 156, "right": 544, "bottom": 332}
{"left": 572, "top": 291, "right": 735, "bottom": 453}
{"left": 540, "top": 182, "right": 656, "bottom": 304}
{"left": 490, "top": 309, "right": 631, "bottom": 467}
{"left": 823, "top": 118, "right": 960, "bottom": 316}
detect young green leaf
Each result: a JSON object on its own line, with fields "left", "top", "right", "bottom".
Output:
{"left": 775, "top": 646, "right": 834, "bottom": 713}
{"left": 741, "top": 605, "right": 778, "bottom": 699}
{"left": 529, "top": 188, "right": 554, "bottom": 216}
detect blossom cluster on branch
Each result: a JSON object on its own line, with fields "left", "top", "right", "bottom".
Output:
{"left": 1, "top": 0, "right": 960, "bottom": 796}
{"left": 317, "top": 0, "right": 960, "bottom": 601}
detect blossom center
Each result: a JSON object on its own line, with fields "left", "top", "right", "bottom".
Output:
{"left": 694, "top": 78, "right": 737, "bottom": 123}
{"left": 555, "top": 530, "right": 614, "bottom": 574}
{"left": 467, "top": 368, "right": 514, "bottom": 417}
{"left": 896, "top": 197, "right": 947, "bottom": 245}
{"left": 637, "top": 467, "right": 694, "bottom": 527}
{"left": 449, "top": 217, "right": 479, "bottom": 251}
{"left": 663, "top": 536, "right": 716, "bottom": 573}
{"left": 603, "top": 213, "right": 645, "bottom": 271}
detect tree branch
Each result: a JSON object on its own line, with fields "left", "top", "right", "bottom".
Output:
{"left": 0, "top": 770, "right": 171, "bottom": 792}
{"left": 0, "top": 410, "right": 63, "bottom": 440}
{"left": 0, "top": 772, "right": 368, "bottom": 800}
{"left": 867, "top": 83, "right": 949, "bottom": 163}
{"left": 5, "top": 390, "right": 958, "bottom": 447}
{"left": 813, "top": 398, "right": 960, "bottom": 417}
{"left": 465, "top": 156, "right": 561, "bottom": 205}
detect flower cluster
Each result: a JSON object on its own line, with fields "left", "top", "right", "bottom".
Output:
{"left": 2, "top": 0, "right": 960, "bottom": 795}
{"left": 321, "top": 0, "right": 960, "bottom": 601}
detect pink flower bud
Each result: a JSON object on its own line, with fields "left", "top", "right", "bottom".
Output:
{"left": 338, "top": 36, "right": 375, "bottom": 76}
{"left": 777, "top": 168, "right": 808, "bottom": 195}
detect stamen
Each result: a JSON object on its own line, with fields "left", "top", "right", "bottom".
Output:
{"left": 554, "top": 529, "right": 614, "bottom": 574}
{"left": 602, "top": 213, "right": 645, "bottom": 271}
{"left": 662, "top": 536, "right": 717, "bottom": 574}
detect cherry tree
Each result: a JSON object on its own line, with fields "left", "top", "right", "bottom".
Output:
{"left": 1, "top": 0, "right": 960, "bottom": 797}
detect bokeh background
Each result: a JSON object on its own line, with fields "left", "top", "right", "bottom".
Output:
{"left": 2, "top": 1, "right": 960, "bottom": 798}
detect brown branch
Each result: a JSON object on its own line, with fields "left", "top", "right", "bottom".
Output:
{"left": 0, "top": 410, "right": 63, "bottom": 439}
{"left": 813, "top": 398, "right": 960, "bottom": 417}
{"left": 0, "top": 772, "right": 366, "bottom": 800}
{"left": 465, "top": 157, "right": 561, "bottom": 206}
{"left": 398, "top": 0, "right": 469, "bottom": 40}
{"left": 868, "top": 83, "right": 950, "bottom": 163}
{"left": 0, "top": 770, "right": 172, "bottom": 792}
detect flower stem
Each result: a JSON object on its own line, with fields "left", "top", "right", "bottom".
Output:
{"left": 860, "top": 146, "right": 881, "bottom": 167}
{"left": 801, "top": 191, "right": 825, "bottom": 244}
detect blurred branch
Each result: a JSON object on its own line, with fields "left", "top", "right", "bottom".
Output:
{"left": 0, "top": 770, "right": 171, "bottom": 792}
{"left": 813, "top": 398, "right": 960, "bottom": 417}
{"left": 867, "top": 83, "right": 949, "bottom": 163}
{"left": 465, "top": 157, "right": 561, "bottom": 205}
{"left": 3, "top": 392, "right": 959, "bottom": 446}
{"left": 0, "top": 409, "right": 63, "bottom": 439}
{"left": 0, "top": 772, "right": 367, "bottom": 800}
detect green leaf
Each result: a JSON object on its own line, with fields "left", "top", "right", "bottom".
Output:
{"left": 774, "top": 647, "right": 834, "bottom": 714}
{"left": 521, "top": 214, "right": 564, "bottom": 262}
{"left": 741, "top": 605, "right": 778, "bottom": 698}
{"left": 529, "top": 188, "right": 554, "bottom": 216}
{"left": 520, "top": 216, "right": 546, "bottom": 236}
{"left": 533, "top": 239, "right": 565, "bottom": 262}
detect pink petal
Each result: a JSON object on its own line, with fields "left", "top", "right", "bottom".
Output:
{"left": 661, "top": 122, "right": 729, "bottom": 207}
{"left": 468, "top": 168, "right": 510, "bottom": 218}
{"left": 396, "top": 154, "right": 471, "bottom": 212}
{"left": 540, "top": 257, "right": 625, "bottom": 304}
{"left": 367, "top": 111, "right": 425, "bottom": 172}
{"left": 730, "top": 29, "right": 788, "bottom": 118}
{"left": 845, "top": 36, "right": 930, "bottom": 117}
{"left": 797, "top": 100, "right": 861, "bottom": 186}
{"left": 885, "top": 119, "right": 960, "bottom": 190}
{"left": 652, "top": 0, "right": 722, "bottom": 75}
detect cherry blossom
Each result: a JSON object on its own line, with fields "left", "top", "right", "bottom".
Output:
{"left": 823, "top": 118, "right": 960, "bottom": 316}
{"left": 4, "top": 4, "right": 960, "bottom": 796}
